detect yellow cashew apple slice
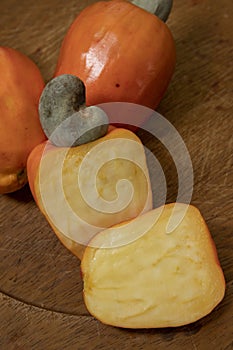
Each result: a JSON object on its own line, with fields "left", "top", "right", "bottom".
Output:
{"left": 27, "top": 128, "right": 152, "bottom": 260}
{"left": 81, "top": 203, "right": 225, "bottom": 328}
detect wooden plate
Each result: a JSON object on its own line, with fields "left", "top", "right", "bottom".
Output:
{"left": 0, "top": 0, "right": 232, "bottom": 348}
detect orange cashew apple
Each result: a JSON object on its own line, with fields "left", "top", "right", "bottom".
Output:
{"left": 54, "top": 0, "right": 176, "bottom": 126}
{"left": 0, "top": 47, "right": 46, "bottom": 194}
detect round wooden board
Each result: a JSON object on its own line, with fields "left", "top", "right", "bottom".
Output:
{"left": 0, "top": 0, "right": 232, "bottom": 349}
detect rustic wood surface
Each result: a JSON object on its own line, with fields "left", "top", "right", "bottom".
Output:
{"left": 0, "top": 0, "right": 232, "bottom": 349}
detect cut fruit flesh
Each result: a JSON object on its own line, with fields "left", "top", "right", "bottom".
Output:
{"left": 81, "top": 203, "right": 225, "bottom": 328}
{"left": 34, "top": 128, "right": 152, "bottom": 259}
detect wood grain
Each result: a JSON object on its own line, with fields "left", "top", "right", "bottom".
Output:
{"left": 0, "top": 0, "right": 233, "bottom": 349}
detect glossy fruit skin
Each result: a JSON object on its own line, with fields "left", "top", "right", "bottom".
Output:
{"left": 0, "top": 47, "right": 46, "bottom": 193}
{"left": 54, "top": 0, "right": 176, "bottom": 123}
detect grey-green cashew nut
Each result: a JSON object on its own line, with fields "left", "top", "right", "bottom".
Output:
{"left": 132, "top": 0, "right": 173, "bottom": 22}
{"left": 39, "top": 74, "right": 109, "bottom": 147}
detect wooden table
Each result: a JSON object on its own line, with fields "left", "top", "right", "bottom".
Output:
{"left": 0, "top": 0, "right": 232, "bottom": 349}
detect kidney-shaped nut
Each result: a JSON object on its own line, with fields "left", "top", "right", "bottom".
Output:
{"left": 39, "top": 74, "right": 109, "bottom": 147}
